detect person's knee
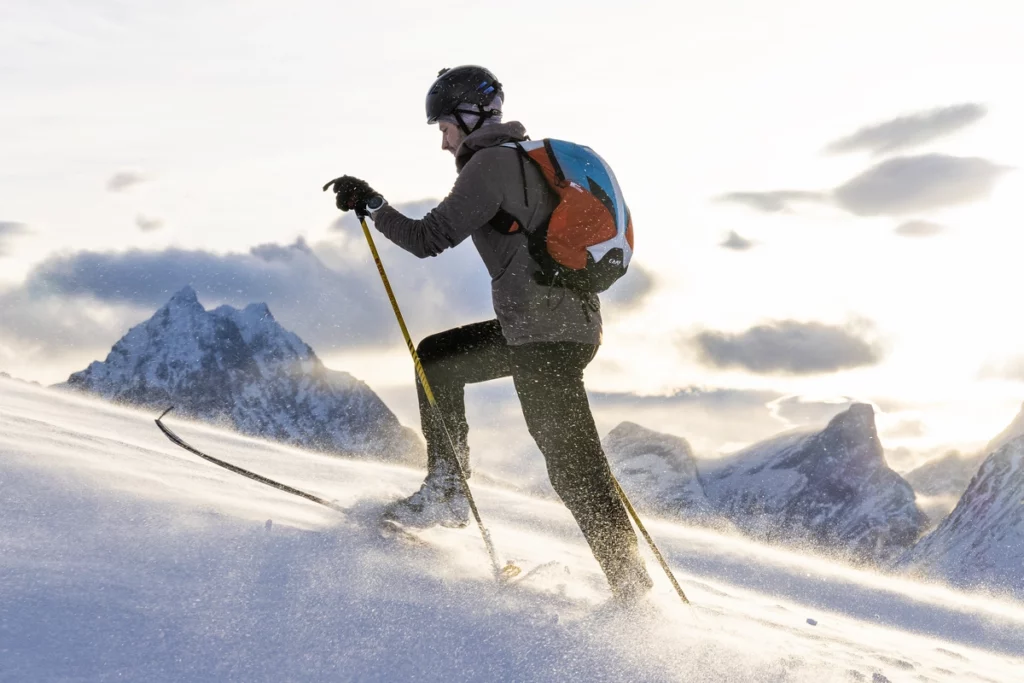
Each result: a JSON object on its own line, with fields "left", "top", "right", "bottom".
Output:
{"left": 416, "top": 333, "right": 446, "bottom": 366}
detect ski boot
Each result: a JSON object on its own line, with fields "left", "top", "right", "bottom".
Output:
{"left": 611, "top": 565, "right": 654, "bottom": 608}
{"left": 381, "top": 469, "right": 470, "bottom": 529}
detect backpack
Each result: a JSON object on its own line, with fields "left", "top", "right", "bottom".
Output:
{"left": 498, "top": 139, "right": 634, "bottom": 294}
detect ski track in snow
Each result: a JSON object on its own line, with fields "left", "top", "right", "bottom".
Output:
{"left": 1, "top": 377, "right": 1023, "bottom": 682}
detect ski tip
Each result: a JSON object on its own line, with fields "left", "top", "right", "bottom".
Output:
{"left": 156, "top": 406, "right": 175, "bottom": 421}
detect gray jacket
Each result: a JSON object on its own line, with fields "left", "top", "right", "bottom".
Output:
{"left": 372, "top": 122, "right": 602, "bottom": 347}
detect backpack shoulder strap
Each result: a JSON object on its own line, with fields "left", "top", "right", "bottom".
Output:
{"left": 501, "top": 141, "right": 534, "bottom": 208}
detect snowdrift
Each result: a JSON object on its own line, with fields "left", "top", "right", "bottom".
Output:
{"left": 2, "top": 376, "right": 1023, "bottom": 682}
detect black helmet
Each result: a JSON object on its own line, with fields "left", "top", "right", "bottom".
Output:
{"left": 425, "top": 66, "right": 503, "bottom": 134}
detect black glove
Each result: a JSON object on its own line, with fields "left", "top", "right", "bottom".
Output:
{"left": 322, "top": 175, "right": 385, "bottom": 218}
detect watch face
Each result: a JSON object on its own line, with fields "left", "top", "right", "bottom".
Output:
{"left": 367, "top": 196, "right": 384, "bottom": 210}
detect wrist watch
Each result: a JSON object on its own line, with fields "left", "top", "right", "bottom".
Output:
{"left": 365, "top": 195, "right": 386, "bottom": 213}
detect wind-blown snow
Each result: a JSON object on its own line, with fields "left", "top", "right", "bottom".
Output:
{"left": 2, "top": 377, "right": 1023, "bottom": 682}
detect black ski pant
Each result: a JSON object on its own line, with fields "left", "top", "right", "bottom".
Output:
{"left": 415, "top": 319, "right": 648, "bottom": 591}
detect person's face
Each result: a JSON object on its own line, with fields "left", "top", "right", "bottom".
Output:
{"left": 439, "top": 121, "right": 465, "bottom": 156}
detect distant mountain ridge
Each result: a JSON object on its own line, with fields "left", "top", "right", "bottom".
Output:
{"left": 602, "top": 421, "right": 710, "bottom": 519}
{"left": 897, "top": 435, "right": 1024, "bottom": 598}
{"left": 0, "top": 371, "right": 39, "bottom": 386}
{"left": 58, "top": 286, "right": 422, "bottom": 464}
{"left": 904, "top": 450, "right": 985, "bottom": 498}
{"left": 700, "top": 404, "right": 927, "bottom": 562}
{"left": 604, "top": 404, "right": 928, "bottom": 563}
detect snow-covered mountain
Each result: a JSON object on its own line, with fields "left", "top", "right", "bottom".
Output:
{"left": 0, "top": 371, "right": 38, "bottom": 385}
{"left": 602, "top": 421, "right": 710, "bottom": 519}
{"left": 987, "top": 401, "right": 1024, "bottom": 454}
{"left": 904, "top": 450, "right": 986, "bottom": 498}
{"left": 700, "top": 404, "right": 928, "bottom": 563}
{"left": 897, "top": 436, "right": 1024, "bottom": 597}
{"left": 58, "top": 286, "right": 422, "bottom": 464}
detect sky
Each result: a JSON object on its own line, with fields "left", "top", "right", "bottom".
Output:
{"left": 3, "top": 0, "right": 1024, "bottom": 462}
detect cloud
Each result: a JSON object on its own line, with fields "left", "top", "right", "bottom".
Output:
{"left": 591, "top": 386, "right": 782, "bottom": 411}
{"left": 768, "top": 395, "right": 857, "bottom": 426}
{"left": 715, "top": 190, "right": 826, "bottom": 214}
{"left": 0, "top": 221, "right": 30, "bottom": 256}
{"left": 771, "top": 395, "right": 927, "bottom": 440}
{"left": 720, "top": 231, "right": 754, "bottom": 251}
{"left": 691, "top": 319, "right": 882, "bottom": 375}
{"left": 589, "top": 386, "right": 789, "bottom": 456}
{"left": 1, "top": 200, "right": 498, "bottom": 369}
{"left": 0, "top": 198, "right": 660, "bottom": 381}
{"left": 603, "top": 263, "right": 656, "bottom": 306}
{"left": 0, "top": 286, "right": 142, "bottom": 375}
{"left": 19, "top": 237, "right": 490, "bottom": 354}
{"left": 894, "top": 220, "right": 946, "bottom": 238}
{"left": 979, "top": 356, "right": 1024, "bottom": 382}
{"left": 718, "top": 152, "right": 1008, "bottom": 219}
{"left": 882, "top": 418, "right": 927, "bottom": 439}
{"left": 135, "top": 215, "right": 163, "bottom": 232}
{"left": 833, "top": 154, "right": 1009, "bottom": 216}
{"left": 106, "top": 172, "right": 147, "bottom": 192}
{"left": 825, "top": 103, "right": 987, "bottom": 156}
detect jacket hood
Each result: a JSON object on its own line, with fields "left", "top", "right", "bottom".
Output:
{"left": 455, "top": 121, "right": 528, "bottom": 171}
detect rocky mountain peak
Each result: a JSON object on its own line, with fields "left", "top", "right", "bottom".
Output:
{"left": 602, "top": 421, "right": 708, "bottom": 518}
{"left": 58, "top": 289, "right": 422, "bottom": 464}
{"left": 243, "top": 302, "right": 273, "bottom": 319}
{"left": 700, "top": 401, "right": 925, "bottom": 562}
{"left": 818, "top": 402, "right": 880, "bottom": 454}
{"left": 164, "top": 285, "right": 203, "bottom": 311}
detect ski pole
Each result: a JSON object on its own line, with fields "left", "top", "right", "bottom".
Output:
{"left": 357, "top": 216, "right": 518, "bottom": 583}
{"left": 611, "top": 475, "right": 690, "bottom": 604}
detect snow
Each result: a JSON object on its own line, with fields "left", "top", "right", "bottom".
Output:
{"left": 699, "top": 406, "right": 927, "bottom": 563}
{"left": 897, "top": 437, "right": 1024, "bottom": 596}
{"left": 986, "top": 402, "right": 1024, "bottom": 454}
{"left": 57, "top": 287, "right": 422, "bottom": 464}
{"left": 3, "top": 376, "right": 1024, "bottom": 682}
{"left": 603, "top": 421, "right": 710, "bottom": 518}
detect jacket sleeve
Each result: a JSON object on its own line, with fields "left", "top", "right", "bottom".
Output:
{"left": 370, "top": 152, "right": 504, "bottom": 258}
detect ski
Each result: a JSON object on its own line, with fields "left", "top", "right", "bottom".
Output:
{"left": 156, "top": 407, "right": 526, "bottom": 583}
{"left": 154, "top": 407, "right": 345, "bottom": 514}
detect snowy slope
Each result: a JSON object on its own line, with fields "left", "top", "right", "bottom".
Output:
{"left": 602, "top": 421, "right": 710, "bottom": 519}
{"left": 3, "top": 377, "right": 1024, "bottom": 682}
{"left": 904, "top": 450, "right": 986, "bottom": 523}
{"left": 904, "top": 450, "right": 986, "bottom": 498}
{"left": 898, "top": 437, "right": 1024, "bottom": 598}
{"left": 987, "top": 401, "right": 1024, "bottom": 454}
{"left": 58, "top": 286, "right": 421, "bottom": 464}
{"left": 700, "top": 404, "right": 928, "bottom": 563}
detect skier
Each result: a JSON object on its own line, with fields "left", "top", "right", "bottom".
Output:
{"left": 325, "top": 66, "right": 652, "bottom": 603}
